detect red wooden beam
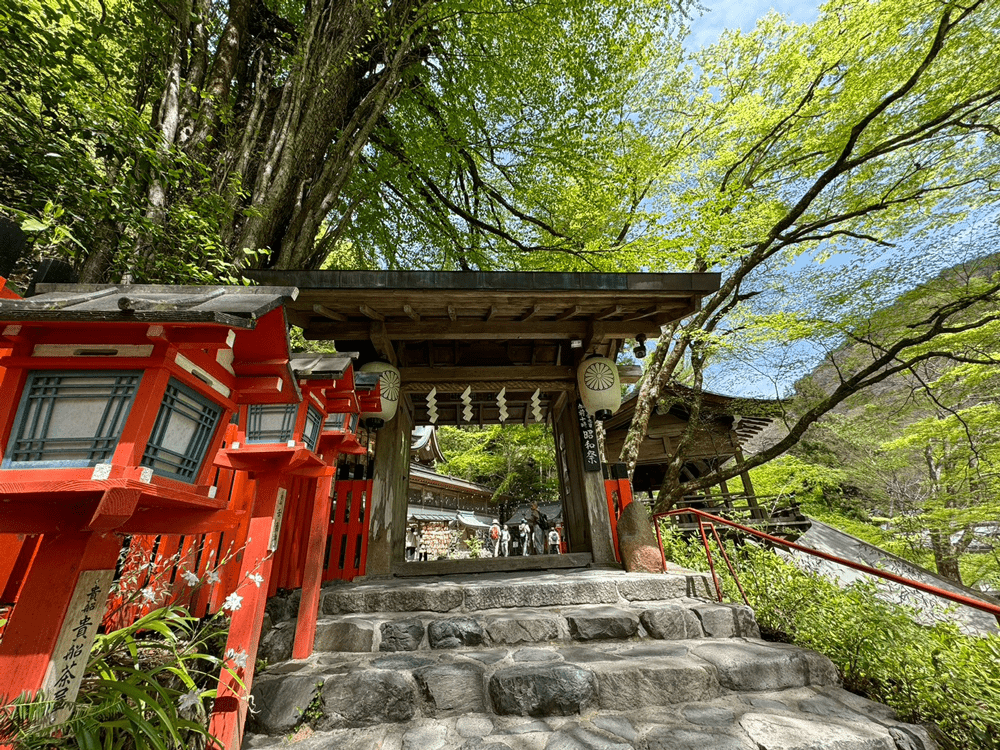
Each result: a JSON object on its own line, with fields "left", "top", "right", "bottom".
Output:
{"left": 292, "top": 463, "right": 335, "bottom": 659}
{"left": 0, "top": 535, "right": 39, "bottom": 606}
{"left": 209, "top": 473, "right": 284, "bottom": 749}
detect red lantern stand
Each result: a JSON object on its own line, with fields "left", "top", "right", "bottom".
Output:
{"left": 0, "top": 278, "right": 21, "bottom": 635}
{"left": 208, "top": 354, "right": 380, "bottom": 748}
{"left": 322, "top": 378, "right": 380, "bottom": 584}
{"left": 275, "top": 359, "right": 373, "bottom": 660}
{"left": 0, "top": 284, "right": 298, "bottom": 717}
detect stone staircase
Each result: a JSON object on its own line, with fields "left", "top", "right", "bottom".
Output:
{"left": 244, "top": 568, "right": 939, "bottom": 750}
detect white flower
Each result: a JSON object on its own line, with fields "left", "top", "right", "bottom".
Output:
{"left": 223, "top": 591, "right": 243, "bottom": 612}
{"left": 180, "top": 569, "right": 200, "bottom": 587}
{"left": 140, "top": 587, "right": 157, "bottom": 604}
{"left": 225, "top": 648, "right": 248, "bottom": 669}
{"left": 206, "top": 568, "right": 221, "bottom": 584}
{"left": 177, "top": 689, "right": 201, "bottom": 713}
{"left": 246, "top": 572, "right": 264, "bottom": 588}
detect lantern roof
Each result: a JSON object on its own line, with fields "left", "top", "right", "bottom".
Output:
{"left": 0, "top": 284, "right": 303, "bottom": 403}
{"left": 0, "top": 283, "right": 297, "bottom": 327}
{"left": 289, "top": 353, "right": 357, "bottom": 380}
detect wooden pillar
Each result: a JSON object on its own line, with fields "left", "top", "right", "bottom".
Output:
{"left": 733, "top": 444, "right": 764, "bottom": 520}
{"left": 365, "top": 404, "right": 412, "bottom": 577}
{"left": 556, "top": 395, "right": 617, "bottom": 566}
{"left": 292, "top": 464, "right": 335, "bottom": 659}
{"left": 553, "top": 402, "right": 588, "bottom": 554}
{"left": 0, "top": 530, "right": 120, "bottom": 700}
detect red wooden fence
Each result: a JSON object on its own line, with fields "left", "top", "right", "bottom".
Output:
{"left": 324, "top": 460, "right": 373, "bottom": 582}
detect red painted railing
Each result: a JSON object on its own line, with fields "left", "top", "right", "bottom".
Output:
{"left": 653, "top": 508, "right": 1000, "bottom": 624}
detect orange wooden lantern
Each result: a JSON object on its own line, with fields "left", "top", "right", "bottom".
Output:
{"left": 0, "top": 283, "right": 297, "bottom": 708}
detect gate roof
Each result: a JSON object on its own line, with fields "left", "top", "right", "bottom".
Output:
{"left": 250, "top": 270, "right": 720, "bottom": 425}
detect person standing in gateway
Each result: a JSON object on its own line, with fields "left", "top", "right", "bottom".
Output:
{"left": 548, "top": 526, "right": 561, "bottom": 555}
{"left": 405, "top": 525, "right": 418, "bottom": 561}
{"left": 489, "top": 519, "right": 501, "bottom": 557}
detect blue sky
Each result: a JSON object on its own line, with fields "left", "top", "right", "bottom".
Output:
{"left": 686, "top": 0, "right": 821, "bottom": 49}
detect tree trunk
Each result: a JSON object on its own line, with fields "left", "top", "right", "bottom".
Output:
{"left": 929, "top": 530, "right": 964, "bottom": 585}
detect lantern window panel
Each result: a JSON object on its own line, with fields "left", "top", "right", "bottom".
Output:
{"left": 324, "top": 412, "right": 347, "bottom": 431}
{"left": 3, "top": 371, "right": 141, "bottom": 468}
{"left": 141, "top": 379, "right": 222, "bottom": 482}
{"left": 349, "top": 413, "right": 359, "bottom": 433}
{"left": 303, "top": 405, "right": 322, "bottom": 452}
{"left": 246, "top": 404, "right": 297, "bottom": 444}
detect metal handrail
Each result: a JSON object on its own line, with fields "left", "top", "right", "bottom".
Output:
{"left": 653, "top": 507, "right": 1000, "bottom": 624}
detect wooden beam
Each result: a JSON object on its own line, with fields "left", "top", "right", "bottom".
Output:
{"left": 485, "top": 305, "right": 497, "bottom": 322}
{"left": 360, "top": 304, "right": 385, "bottom": 322}
{"left": 307, "top": 320, "right": 672, "bottom": 341}
{"left": 403, "top": 305, "right": 420, "bottom": 322}
{"left": 404, "top": 380, "right": 573, "bottom": 393}
{"left": 595, "top": 304, "right": 625, "bottom": 321}
{"left": 555, "top": 305, "right": 582, "bottom": 321}
{"left": 313, "top": 304, "right": 347, "bottom": 322}
{"left": 520, "top": 305, "right": 541, "bottom": 322}
{"left": 618, "top": 364, "right": 643, "bottom": 384}
{"left": 370, "top": 322, "right": 397, "bottom": 366}
{"left": 400, "top": 365, "right": 574, "bottom": 383}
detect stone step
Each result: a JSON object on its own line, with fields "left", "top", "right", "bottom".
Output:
{"left": 319, "top": 568, "right": 713, "bottom": 617}
{"left": 260, "top": 598, "right": 758, "bottom": 661}
{"left": 245, "top": 640, "right": 937, "bottom": 749}
{"left": 333, "top": 599, "right": 756, "bottom": 654}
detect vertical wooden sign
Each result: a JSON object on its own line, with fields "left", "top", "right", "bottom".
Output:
{"left": 41, "top": 568, "right": 115, "bottom": 722}
{"left": 269, "top": 487, "right": 288, "bottom": 552}
{"left": 575, "top": 399, "right": 601, "bottom": 472}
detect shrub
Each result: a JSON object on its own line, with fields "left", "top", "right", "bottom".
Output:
{"left": 660, "top": 525, "right": 1000, "bottom": 750}
{"left": 1, "top": 606, "right": 233, "bottom": 749}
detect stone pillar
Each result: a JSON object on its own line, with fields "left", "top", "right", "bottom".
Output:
{"left": 556, "top": 394, "right": 618, "bottom": 567}
{"left": 364, "top": 403, "right": 413, "bottom": 577}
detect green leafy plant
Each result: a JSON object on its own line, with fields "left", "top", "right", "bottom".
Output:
{"left": 1, "top": 606, "right": 235, "bottom": 749}
{"left": 662, "top": 529, "right": 1000, "bottom": 749}
{"left": 464, "top": 537, "right": 485, "bottom": 559}
{"left": 294, "top": 684, "right": 325, "bottom": 728}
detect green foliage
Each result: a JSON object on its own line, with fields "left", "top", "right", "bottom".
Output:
{"left": 463, "top": 537, "right": 485, "bottom": 560}
{"left": 661, "top": 529, "right": 1000, "bottom": 749}
{"left": 294, "top": 685, "right": 325, "bottom": 728}
{"left": 437, "top": 424, "right": 558, "bottom": 504}
{"left": 1, "top": 606, "right": 231, "bottom": 749}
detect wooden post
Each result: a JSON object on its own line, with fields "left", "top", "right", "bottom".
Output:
{"left": 557, "top": 394, "right": 617, "bottom": 566}
{"left": 291, "top": 462, "right": 335, "bottom": 659}
{"left": 365, "top": 405, "right": 412, "bottom": 577}
{"left": 552, "top": 405, "right": 587, "bottom": 553}
{"left": 0, "top": 530, "right": 120, "bottom": 700}
{"left": 734, "top": 445, "right": 764, "bottom": 520}
{"left": 208, "top": 472, "right": 285, "bottom": 750}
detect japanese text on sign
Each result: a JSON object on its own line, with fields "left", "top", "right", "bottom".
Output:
{"left": 42, "top": 569, "right": 114, "bottom": 723}
{"left": 575, "top": 399, "right": 601, "bottom": 472}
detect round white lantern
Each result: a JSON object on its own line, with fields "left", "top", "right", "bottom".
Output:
{"left": 360, "top": 361, "right": 400, "bottom": 429}
{"left": 577, "top": 355, "right": 621, "bottom": 421}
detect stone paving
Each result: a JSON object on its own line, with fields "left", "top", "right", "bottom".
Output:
{"left": 244, "top": 568, "right": 939, "bottom": 749}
